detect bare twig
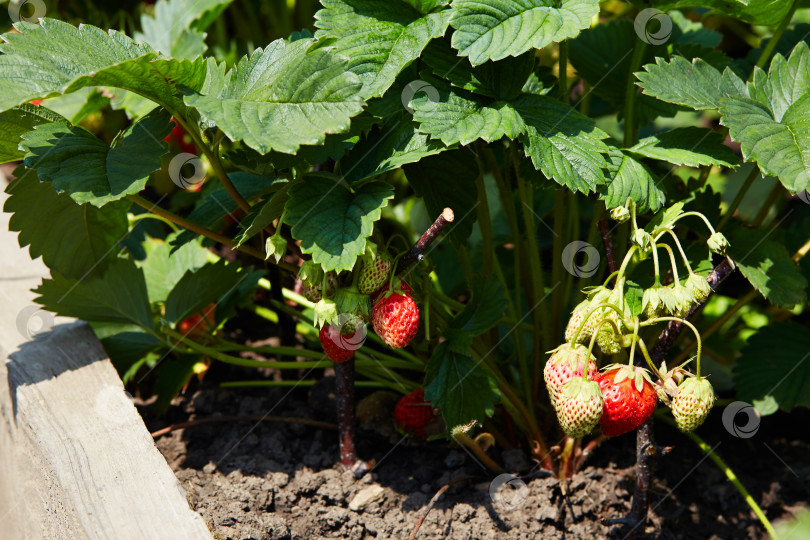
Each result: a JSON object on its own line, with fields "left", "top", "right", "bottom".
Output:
{"left": 409, "top": 476, "right": 475, "bottom": 540}
{"left": 399, "top": 208, "right": 455, "bottom": 271}
{"left": 598, "top": 218, "right": 617, "bottom": 274}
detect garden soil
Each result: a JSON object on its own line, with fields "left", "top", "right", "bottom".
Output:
{"left": 146, "top": 382, "right": 809, "bottom": 540}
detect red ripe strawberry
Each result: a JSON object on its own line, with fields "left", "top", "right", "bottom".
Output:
{"left": 671, "top": 376, "right": 715, "bottom": 432}
{"left": 319, "top": 325, "right": 355, "bottom": 363}
{"left": 164, "top": 120, "right": 197, "bottom": 155}
{"left": 177, "top": 303, "right": 216, "bottom": 339}
{"left": 555, "top": 378, "right": 604, "bottom": 438}
{"left": 543, "top": 343, "right": 598, "bottom": 409}
{"left": 358, "top": 253, "right": 392, "bottom": 295}
{"left": 597, "top": 365, "right": 657, "bottom": 437}
{"left": 394, "top": 389, "right": 435, "bottom": 438}
{"left": 30, "top": 99, "right": 43, "bottom": 106}
{"left": 372, "top": 281, "right": 419, "bottom": 349}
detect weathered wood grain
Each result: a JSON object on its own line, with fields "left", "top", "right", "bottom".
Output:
{"left": 0, "top": 178, "right": 212, "bottom": 539}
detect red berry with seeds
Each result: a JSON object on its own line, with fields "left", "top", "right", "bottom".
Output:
{"left": 319, "top": 325, "right": 355, "bottom": 363}
{"left": 543, "top": 343, "right": 598, "bottom": 409}
{"left": 394, "top": 389, "right": 435, "bottom": 438}
{"left": 372, "top": 281, "right": 419, "bottom": 349}
{"left": 597, "top": 365, "right": 657, "bottom": 437}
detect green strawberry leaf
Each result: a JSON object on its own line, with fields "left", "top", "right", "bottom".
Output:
{"left": 601, "top": 149, "right": 665, "bottom": 213}
{"left": 636, "top": 55, "right": 747, "bottom": 111}
{"left": 314, "top": 0, "right": 452, "bottom": 98}
{"left": 185, "top": 37, "right": 364, "bottom": 154}
{"left": 33, "top": 258, "right": 153, "bottom": 328}
{"left": 0, "top": 104, "right": 67, "bottom": 164}
{"left": 734, "top": 321, "right": 810, "bottom": 412}
{"left": 233, "top": 186, "right": 290, "bottom": 248}
{"left": 628, "top": 127, "right": 739, "bottom": 168}
{"left": 645, "top": 201, "right": 685, "bottom": 235}
{"left": 403, "top": 0, "right": 450, "bottom": 12}
{"left": 657, "top": 0, "right": 794, "bottom": 26}
{"left": 153, "top": 355, "right": 200, "bottom": 413}
{"left": 135, "top": 0, "right": 234, "bottom": 59}
{"left": 449, "top": 0, "right": 599, "bottom": 66}
{"left": 719, "top": 43, "right": 810, "bottom": 194}
{"left": 727, "top": 227, "right": 807, "bottom": 308}
{"left": 0, "top": 18, "right": 208, "bottom": 115}
{"left": 451, "top": 280, "right": 509, "bottom": 335}
{"left": 284, "top": 175, "right": 394, "bottom": 272}
{"left": 4, "top": 166, "right": 129, "bottom": 280}
{"left": 411, "top": 83, "right": 609, "bottom": 193}
{"left": 624, "top": 281, "right": 645, "bottom": 318}
{"left": 421, "top": 38, "right": 535, "bottom": 100}
{"left": 403, "top": 149, "right": 479, "bottom": 244}
{"left": 164, "top": 260, "right": 263, "bottom": 324}
{"left": 20, "top": 107, "right": 172, "bottom": 207}
{"left": 515, "top": 94, "right": 610, "bottom": 193}
{"left": 569, "top": 19, "right": 679, "bottom": 126}
{"left": 341, "top": 114, "right": 448, "bottom": 185}
{"left": 425, "top": 341, "right": 500, "bottom": 429}
{"left": 135, "top": 235, "right": 209, "bottom": 303}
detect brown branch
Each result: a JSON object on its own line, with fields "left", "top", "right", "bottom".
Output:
{"left": 150, "top": 415, "right": 337, "bottom": 438}
{"left": 335, "top": 358, "right": 358, "bottom": 469}
{"left": 409, "top": 476, "right": 475, "bottom": 540}
{"left": 399, "top": 208, "right": 455, "bottom": 271}
{"left": 598, "top": 218, "right": 617, "bottom": 274}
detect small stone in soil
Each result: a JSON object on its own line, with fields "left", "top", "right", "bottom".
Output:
{"left": 349, "top": 484, "right": 385, "bottom": 512}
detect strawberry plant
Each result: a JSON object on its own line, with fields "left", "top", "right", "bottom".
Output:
{"left": 2, "top": 0, "right": 810, "bottom": 536}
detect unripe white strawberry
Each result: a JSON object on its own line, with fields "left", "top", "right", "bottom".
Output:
{"left": 556, "top": 378, "right": 604, "bottom": 438}
{"left": 543, "top": 343, "right": 598, "bottom": 409}
{"left": 671, "top": 376, "right": 715, "bottom": 432}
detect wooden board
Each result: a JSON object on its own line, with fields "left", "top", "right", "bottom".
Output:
{"left": 0, "top": 175, "right": 212, "bottom": 539}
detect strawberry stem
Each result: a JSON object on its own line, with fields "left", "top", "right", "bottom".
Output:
{"left": 398, "top": 207, "right": 455, "bottom": 272}
{"left": 663, "top": 228, "right": 694, "bottom": 275}
{"left": 627, "top": 319, "right": 640, "bottom": 367}
{"left": 334, "top": 358, "right": 359, "bottom": 469}
{"left": 643, "top": 317, "right": 703, "bottom": 377}
{"left": 598, "top": 218, "right": 617, "bottom": 274}
{"left": 656, "top": 242, "right": 680, "bottom": 283}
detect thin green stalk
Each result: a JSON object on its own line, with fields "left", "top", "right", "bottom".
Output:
{"left": 550, "top": 190, "right": 566, "bottom": 338}
{"left": 221, "top": 380, "right": 386, "bottom": 388}
{"left": 474, "top": 161, "right": 495, "bottom": 276}
{"left": 663, "top": 229, "right": 694, "bottom": 275}
{"left": 657, "top": 414, "right": 780, "bottom": 539}
{"left": 623, "top": 39, "right": 648, "bottom": 146}
{"left": 751, "top": 182, "right": 783, "bottom": 227}
{"left": 559, "top": 41, "right": 569, "bottom": 102}
{"left": 718, "top": 165, "right": 759, "bottom": 230}
{"left": 643, "top": 316, "right": 702, "bottom": 376}
{"left": 559, "top": 190, "right": 580, "bottom": 335}
{"left": 128, "top": 212, "right": 179, "bottom": 232}
{"left": 754, "top": 0, "right": 800, "bottom": 71}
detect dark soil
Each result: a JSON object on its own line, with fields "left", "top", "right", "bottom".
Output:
{"left": 146, "top": 383, "right": 810, "bottom": 540}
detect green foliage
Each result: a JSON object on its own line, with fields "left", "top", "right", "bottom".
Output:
{"left": 5, "top": 168, "right": 129, "bottom": 280}
{"left": 184, "top": 37, "right": 365, "bottom": 154}
{"left": 734, "top": 321, "right": 810, "bottom": 411}
{"left": 628, "top": 127, "right": 739, "bottom": 169}
{"left": 135, "top": 0, "right": 234, "bottom": 59}
{"left": 449, "top": 0, "right": 599, "bottom": 65}
{"left": 602, "top": 150, "right": 665, "bottom": 213}
{"left": 20, "top": 108, "right": 172, "bottom": 206}
{"left": 284, "top": 175, "right": 394, "bottom": 271}
{"left": 0, "top": 104, "right": 67, "bottom": 164}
